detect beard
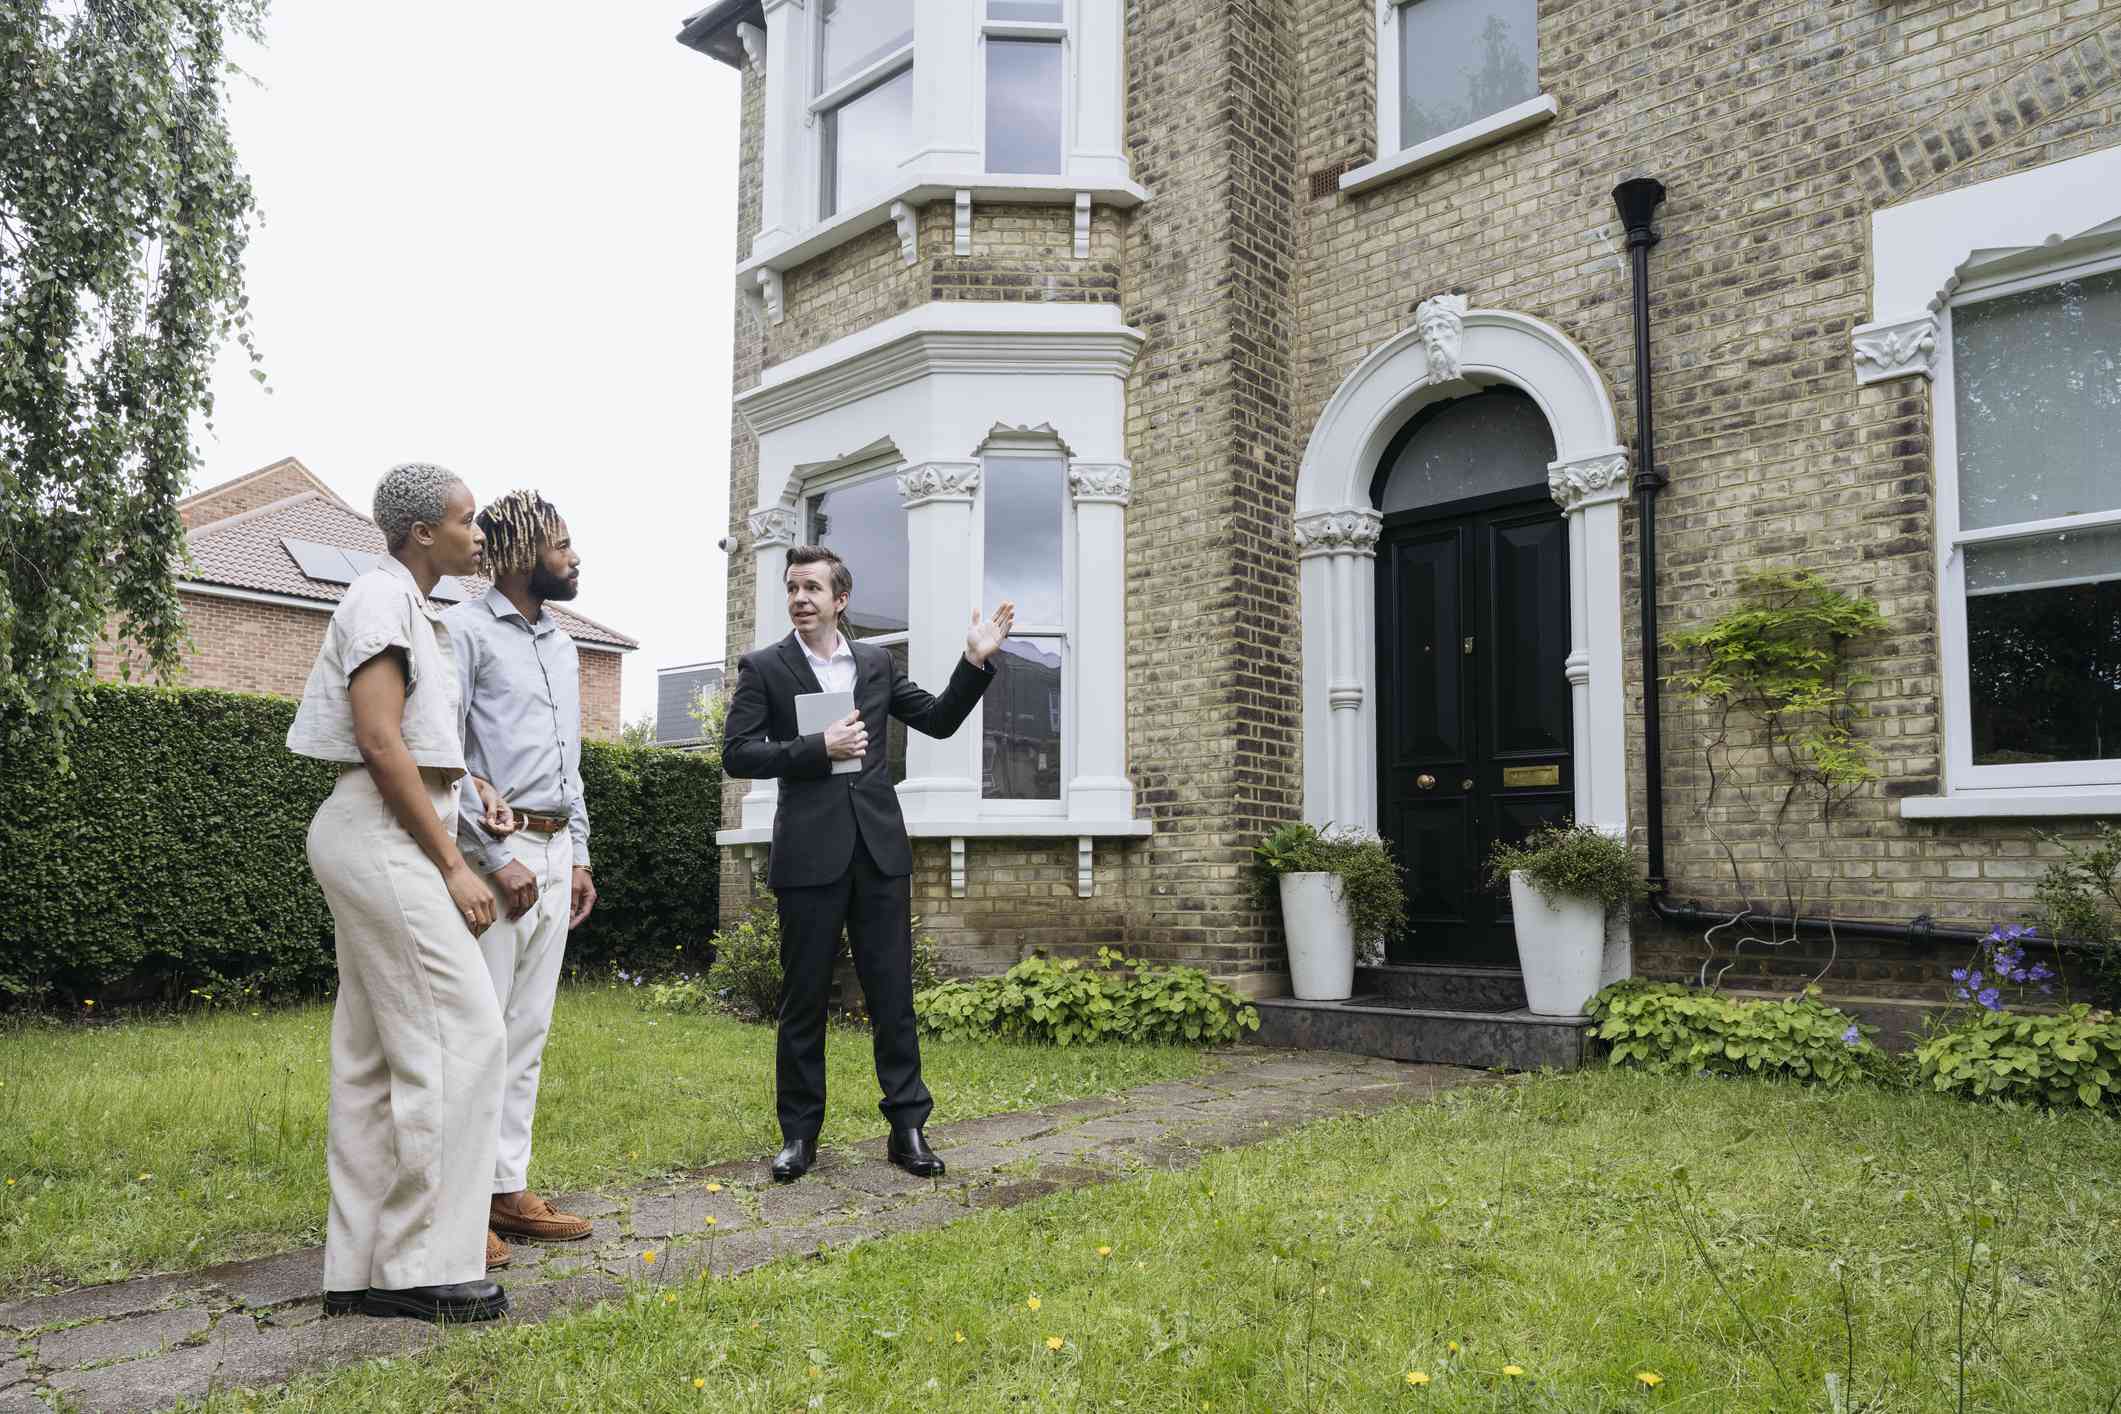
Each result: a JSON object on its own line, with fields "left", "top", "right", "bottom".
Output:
{"left": 529, "top": 563, "right": 579, "bottom": 601}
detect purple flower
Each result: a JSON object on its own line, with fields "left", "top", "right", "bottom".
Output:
{"left": 1977, "top": 988, "right": 2002, "bottom": 1011}
{"left": 1842, "top": 1023, "right": 1862, "bottom": 1047}
{"left": 2029, "top": 964, "right": 2053, "bottom": 981}
{"left": 1951, "top": 968, "right": 1969, "bottom": 983}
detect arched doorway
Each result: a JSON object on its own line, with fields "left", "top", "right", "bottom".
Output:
{"left": 1372, "top": 387, "right": 1570, "bottom": 964}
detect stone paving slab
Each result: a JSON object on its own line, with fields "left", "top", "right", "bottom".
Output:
{"left": 0, "top": 1049, "right": 1498, "bottom": 1411}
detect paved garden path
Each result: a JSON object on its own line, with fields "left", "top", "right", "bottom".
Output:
{"left": 0, "top": 1048, "right": 1501, "bottom": 1413}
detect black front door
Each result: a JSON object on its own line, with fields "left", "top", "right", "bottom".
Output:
{"left": 1376, "top": 496, "right": 1572, "bottom": 965}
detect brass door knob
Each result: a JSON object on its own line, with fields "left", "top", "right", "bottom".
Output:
{"left": 1416, "top": 773, "right": 1437, "bottom": 790}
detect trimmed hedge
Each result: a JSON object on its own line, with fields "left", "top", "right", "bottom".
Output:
{"left": 0, "top": 685, "right": 719, "bottom": 1004}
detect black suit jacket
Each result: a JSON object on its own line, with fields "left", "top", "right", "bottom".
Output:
{"left": 723, "top": 632, "right": 995, "bottom": 888}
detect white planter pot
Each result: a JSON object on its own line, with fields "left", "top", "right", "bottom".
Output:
{"left": 1508, "top": 870, "right": 1605, "bottom": 1017}
{"left": 1278, "top": 871, "right": 1355, "bottom": 1001}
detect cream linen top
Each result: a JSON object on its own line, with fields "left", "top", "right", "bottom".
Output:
{"left": 286, "top": 554, "right": 467, "bottom": 774}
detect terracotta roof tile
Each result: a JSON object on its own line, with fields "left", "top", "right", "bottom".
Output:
{"left": 184, "top": 492, "right": 638, "bottom": 651}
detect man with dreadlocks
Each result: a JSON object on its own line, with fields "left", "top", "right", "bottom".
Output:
{"left": 444, "top": 489, "right": 599, "bottom": 1266}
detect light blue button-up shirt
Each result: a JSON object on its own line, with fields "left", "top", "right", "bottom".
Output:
{"left": 445, "top": 590, "right": 591, "bottom": 873}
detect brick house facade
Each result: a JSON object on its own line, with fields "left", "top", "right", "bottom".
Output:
{"left": 95, "top": 459, "right": 636, "bottom": 737}
{"left": 681, "top": 0, "right": 2120, "bottom": 1004}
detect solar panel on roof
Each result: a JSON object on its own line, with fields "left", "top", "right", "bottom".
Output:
{"left": 339, "top": 550, "right": 382, "bottom": 578}
{"left": 282, "top": 537, "right": 356, "bottom": 584}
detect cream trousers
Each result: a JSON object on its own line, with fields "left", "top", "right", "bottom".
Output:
{"left": 308, "top": 768, "right": 505, "bottom": 1292}
{"left": 477, "top": 825, "right": 574, "bottom": 1193}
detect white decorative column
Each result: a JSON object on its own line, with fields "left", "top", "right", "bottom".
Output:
{"left": 1294, "top": 508, "right": 1382, "bottom": 831}
{"left": 756, "top": 0, "right": 812, "bottom": 253}
{"left": 1068, "top": 0, "right": 1130, "bottom": 185}
{"left": 1545, "top": 452, "right": 1630, "bottom": 837}
{"left": 741, "top": 504, "right": 802, "bottom": 831}
{"left": 1067, "top": 461, "right": 1133, "bottom": 821}
{"left": 896, "top": 461, "right": 983, "bottom": 820}
{"left": 909, "top": 0, "right": 980, "bottom": 171}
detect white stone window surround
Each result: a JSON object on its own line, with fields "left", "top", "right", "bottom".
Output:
{"left": 741, "top": 0, "right": 1142, "bottom": 322}
{"left": 1850, "top": 146, "right": 2121, "bottom": 821}
{"left": 1339, "top": 0, "right": 1555, "bottom": 197}
{"left": 716, "top": 301, "right": 1151, "bottom": 896}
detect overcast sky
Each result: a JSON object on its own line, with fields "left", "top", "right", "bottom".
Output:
{"left": 195, "top": 2, "right": 742, "bottom": 724}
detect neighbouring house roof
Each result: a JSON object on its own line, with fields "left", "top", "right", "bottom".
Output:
{"left": 184, "top": 485, "right": 639, "bottom": 652}
{"left": 656, "top": 661, "right": 724, "bottom": 745}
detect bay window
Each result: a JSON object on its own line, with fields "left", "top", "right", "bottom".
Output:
{"left": 806, "top": 471, "right": 912, "bottom": 783}
{"left": 815, "top": 0, "right": 915, "bottom": 218}
{"left": 983, "top": 0, "right": 1066, "bottom": 176}
{"left": 980, "top": 451, "right": 1068, "bottom": 803}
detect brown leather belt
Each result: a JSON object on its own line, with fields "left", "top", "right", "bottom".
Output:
{"left": 515, "top": 812, "right": 567, "bottom": 836}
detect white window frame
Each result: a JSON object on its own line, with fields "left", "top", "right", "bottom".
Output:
{"left": 811, "top": 19, "right": 917, "bottom": 222}
{"left": 1855, "top": 146, "right": 2121, "bottom": 820}
{"left": 1342, "top": 0, "right": 1555, "bottom": 196}
{"left": 978, "top": 6, "right": 1070, "bottom": 178}
{"left": 1933, "top": 245, "right": 2121, "bottom": 797}
{"left": 736, "top": 0, "right": 1142, "bottom": 321}
{"left": 972, "top": 439, "right": 1073, "bottom": 817}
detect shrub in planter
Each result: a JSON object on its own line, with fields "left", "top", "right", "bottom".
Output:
{"left": 1485, "top": 824, "right": 1644, "bottom": 1016}
{"left": 1588, "top": 979, "right": 1881, "bottom": 1085}
{"left": 1913, "top": 1004, "right": 2121, "bottom": 1111}
{"left": 915, "top": 947, "right": 1260, "bottom": 1046}
{"left": 1253, "top": 822, "right": 1407, "bottom": 998}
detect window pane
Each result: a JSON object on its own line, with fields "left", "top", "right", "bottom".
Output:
{"left": 1378, "top": 387, "right": 1556, "bottom": 514}
{"left": 807, "top": 478, "right": 909, "bottom": 638}
{"left": 1954, "top": 266, "right": 2121, "bottom": 531}
{"left": 819, "top": 0, "right": 912, "bottom": 93}
{"left": 984, "top": 456, "right": 1065, "bottom": 624}
{"left": 985, "top": 39, "right": 1065, "bottom": 175}
{"left": 988, "top": 0, "right": 1063, "bottom": 18}
{"left": 821, "top": 65, "right": 914, "bottom": 217}
{"left": 1966, "top": 568, "right": 2121, "bottom": 768}
{"left": 1399, "top": 0, "right": 1538, "bottom": 150}
{"left": 983, "top": 637, "right": 1064, "bottom": 799}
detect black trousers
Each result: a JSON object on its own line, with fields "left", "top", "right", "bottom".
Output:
{"left": 774, "top": 831, "right": 932, "bottom": 1141}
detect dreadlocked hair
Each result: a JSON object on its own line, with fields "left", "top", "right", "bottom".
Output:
{"left": 477, "top": 489, "right": 563, "bottom": 578}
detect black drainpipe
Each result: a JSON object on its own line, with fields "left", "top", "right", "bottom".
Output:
{"left": 1610, "top": 177, "right": 2003, "bottom": 956}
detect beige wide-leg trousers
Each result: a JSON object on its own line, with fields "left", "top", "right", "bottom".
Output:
{"left": 308, "top": 768, "right": 505, "bottom": 1293}
{"left": 476, "top": 825, "right": 574, "bottom": 1193}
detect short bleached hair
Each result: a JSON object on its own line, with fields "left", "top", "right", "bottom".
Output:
{"left": 372, "top": 462, "right": 465, "bottom": 550}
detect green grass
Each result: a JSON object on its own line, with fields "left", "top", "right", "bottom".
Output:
{"left": 208, "top": 1069, "right": 2121, "bottom": 1413}
{"left": 0, "top": 982, "right": 1213, "bottom": 1295}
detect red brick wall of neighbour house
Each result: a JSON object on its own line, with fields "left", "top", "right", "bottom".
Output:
{"left": 1289, "top": 0, "right": 2121, "bottom": 992}
{"left": 93, "top": 590, "right": 628, "bottom": 740}
{"left": 92, "top": 592, "right": 327, "bottom": 698}
{"left": 179, "top": 463, "right": 331, "bottom": 530}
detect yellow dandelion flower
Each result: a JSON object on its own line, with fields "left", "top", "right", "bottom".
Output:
{"left": 1406, "top": 1371, "right": 1431, "bottom": 1387}
{"left": 705, "top": 1183, "right": 723, "bottom": 1193}
{"left": 641, "top": 1250, "right": 657, "bottom": 1265}
{"left": 1046, "top": 1336, "right": 1065, "bottom": 1351}
{"left": 1635, "top": 1371, "right": 1663, "bottom": 1388}
{"left": 806, "top": 1365, "right": 822, "bottom": 1379}
{"left": 693, "top": 1378, "right": 706, "bottom": 1390}
{"left": 1502, "top": 1365, "right": 1525, "bottom": 1378}
{"left": 137, "top": 1172, "right": 153, "bottom": 1182}
{"left": 1026, "top": 1296, "right": 1041, "bottom": 1311}
{"left": 1445, "top": 1342, "right": 1460, "bottom": 1355}
{"left": 663, "top": 1293, "right": 677, "bottom": 1305}
{"left": 1097, "top": 1246, "right": 1112, "bottom": 1257}
{"left": 705, "top": 1215, "right": 718, "bottom": 1226}
{"left": 953, "top": 1331, "right": 966, "bottom": 1344}
{"left": 5, "top": 1178, "right": 14, "bottom": 1187}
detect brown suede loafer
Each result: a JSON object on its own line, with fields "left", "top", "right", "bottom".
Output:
{"left": 490, "top": 1189, "right": 594, "bottom": 1242}
{"left": 485, "top": 1228, "right": 512, "bottom": 1270}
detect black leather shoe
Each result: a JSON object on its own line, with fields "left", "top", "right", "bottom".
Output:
{"left": 772, "top": 1137, "right": 818, "bottom": 1183}
{"left": 321, "top": 1289, "right": 366, "bottom": 1318}
{"left": 888, "top": 1126, "right": 945, "bottom": 1178}
{"left": 362, "top": 1280, "right": 509, "bottom": 1323}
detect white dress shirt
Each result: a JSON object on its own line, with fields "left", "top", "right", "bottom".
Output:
{"left": 802, "top": 631, "right": 858, "bottom": 694}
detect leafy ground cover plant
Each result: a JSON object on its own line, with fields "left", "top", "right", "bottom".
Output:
{"left": 1913, "top": 1004, "right": 2121, "bottom": 1110}
{"left": 915, "top": 947, "right": 1260, "bottom": 1046}
{"left": 1587, "top": 979, "right": 1880, "bottom": 1085}
{"left": 1484, "top": 823, "right": 1643, "bottom": 911}
{"left": 1252, "top": 821, "right": 1407, "bottom": 955}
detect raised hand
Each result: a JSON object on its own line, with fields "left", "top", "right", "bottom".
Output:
{"left": 966, "top": 600, "right": 1016, "bottom": 666}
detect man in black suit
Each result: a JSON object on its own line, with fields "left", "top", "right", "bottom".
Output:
{"left": 723, "top": 544, "right": 1015, "bottom": 1182}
